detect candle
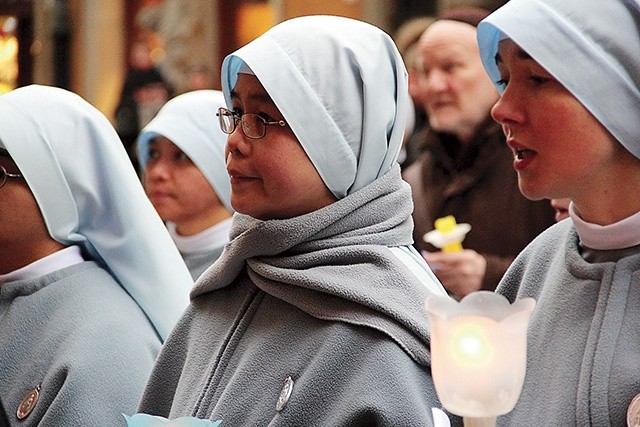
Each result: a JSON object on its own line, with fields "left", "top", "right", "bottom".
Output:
{"left": 425, "top": 291, "right": 535, "bottom": 424}
{"left": 423, "top": 215, "right": 471, "bottom": 253}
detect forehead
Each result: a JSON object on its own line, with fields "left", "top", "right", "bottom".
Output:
{"left": 420, "top": 20, "right": 479, "bottom": 57}
{"left": 495, "top": 39, "right": 541, "bottom": 70}
{"left": 230, "top": 74, "right": 273, "bottom": 103}
{"left": 0, "top": 147, "right": 19, "bottom": 170}
{"left": 0, "top": 147, "right": 13, "bottom": 161}
{"left": 149, "top": 135, "right": 178, "bottom": 148}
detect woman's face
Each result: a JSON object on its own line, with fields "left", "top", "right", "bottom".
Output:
{"left": 143, "top": 136, "right": 225, "bottom": 234}
{"left": 491, "top": 39, "right": 625, "bottom": 204}
{"left": 0, "top": 152, "right": 59, "bottom": 273}
{"left": 225, "top": 73, "right": 336, "bottom": 220}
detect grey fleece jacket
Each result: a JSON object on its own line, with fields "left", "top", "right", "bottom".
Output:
{"left": 0, "top": 261, "right": 161, "bottom": 427}
{"left": 138, "top": 166, "right": 456, "bottom": 426}
{"left": 496, "top": 219, "right": 640, "bottom": 426}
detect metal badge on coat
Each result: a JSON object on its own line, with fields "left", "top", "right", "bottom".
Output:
{"left": 276, "top": 376, "right": 294, "bottom": 411}
{"left": 17, "top": 384, "right": 41, "bottom": 420}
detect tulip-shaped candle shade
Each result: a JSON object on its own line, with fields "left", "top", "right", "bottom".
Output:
{"left": 425, "top": 291, "right": 535, "bottom": 427}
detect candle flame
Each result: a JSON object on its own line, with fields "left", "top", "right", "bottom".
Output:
{"left": 452, "top": 322, "right": 493, "bottom": 367}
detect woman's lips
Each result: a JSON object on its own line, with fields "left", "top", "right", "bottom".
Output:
{"left": 508, "top": 140, "right": 536, "bottom": 171}
{"left": 148, "top": 191, "right": 173, "bottom": 201}
{"left": 227, "top": 167, "right": 258, "bottom": 184}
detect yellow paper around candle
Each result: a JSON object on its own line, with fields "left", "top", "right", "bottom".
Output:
{"left": 435, "top": 215, "right": 463, "bottom": 253}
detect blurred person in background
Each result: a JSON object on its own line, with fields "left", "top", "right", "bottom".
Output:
{"left": 402, "top": 7, "right": 555, "bottom": 298}
{"left": 137, "top": 90, "right": 234, "bottom": 281}
{"left": 551, "top": 198, "right": 571, "bottom": 222}
{"left": 393, "top": 16, "right": 435, "bottom": 169}
{"left": 114, "top": 39, "right": 173, "bottom": 171}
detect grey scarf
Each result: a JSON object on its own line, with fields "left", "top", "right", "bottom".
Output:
{"left": 193, "top": 165, "right": 433, "bottom": 365}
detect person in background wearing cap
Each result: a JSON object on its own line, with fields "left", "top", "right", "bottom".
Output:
{"left": 402, "top": 6, "right": 555, "bottom": 298}
{"left": 137, "top": 15, "right": 455, "bottom": 427}
{"left": 0, "top": 85, "right": 192, "bottom": 425}
{"left": 477, "top": 0, "right": 640, "bottom": 425}
{"left": 137, "top": 90, "right": 234, "bottom": 281}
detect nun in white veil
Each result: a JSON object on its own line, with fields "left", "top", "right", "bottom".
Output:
{"left": 0, "top": 85, "right": 192, "bottom": 425}
{"left": 476, "top": 0, "right": 640, "bottom": 425}
{"left": 139, "top": 15, "right": 450, "bottom": 426}
{"left": 137, "top": 89, "right": 234, "bottom": 281}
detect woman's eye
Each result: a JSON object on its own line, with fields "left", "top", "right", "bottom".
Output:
{"left": 529, "top": 75, "right": 550, "bottom": 85}
{"left": 175, "top": 151, "right": 190, "bottom": 162}
{"left": 257, "top": 112, "right": 275, "bottom": 121}
{"left": 148, "top": 148, "right": 160, "bottom": 160}
{"left": 495, "top": 78, "right": 509, "bottom": 89}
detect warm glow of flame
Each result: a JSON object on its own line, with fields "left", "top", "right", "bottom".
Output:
{"left": 451, "top": 322, "right": 493, "bottom": 367}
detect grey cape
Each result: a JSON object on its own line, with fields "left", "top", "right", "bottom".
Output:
{"left": 0, "top": 261, "right": 161, "bottom": 426}
{"left": 496, "top": 219, "right": 640, "bottom": 426}
{"left": 138, "top": 166, "right": 453, "bottom": 426}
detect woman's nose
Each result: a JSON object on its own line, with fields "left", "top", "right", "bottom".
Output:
{"left": 145, "top": 159, "right": 171, "bottom": 180}
{"left": 490, "top": 87, "right": 523, "bottom": 126}
{"left": 225, "top": 124, "right": 251, "bottom": 156}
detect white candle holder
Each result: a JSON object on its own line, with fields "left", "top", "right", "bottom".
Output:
{"left": 425, "top": 291, "right": 535, "bottom": 427}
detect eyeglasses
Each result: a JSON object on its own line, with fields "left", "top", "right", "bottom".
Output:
{"left": 216, "top": 107, "right": 287, "bottom": 140}
{"left": 0, "top": 165, "right": 23, "bottom": 189}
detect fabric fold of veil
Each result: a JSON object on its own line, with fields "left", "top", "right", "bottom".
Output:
{"left": 0, "top": 85, "right": 192, "bottom": 340}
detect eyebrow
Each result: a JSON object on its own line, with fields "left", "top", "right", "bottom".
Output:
{"left": 494, "top": 47, "right": 533, "bottom": 66}
{"left": 229, "top": 89, "right": 275, "bottom": 104}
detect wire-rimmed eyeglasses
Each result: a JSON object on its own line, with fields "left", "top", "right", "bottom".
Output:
{"left": 216, "top": 107, "right": 287, "bottom": 140}
{"left": 0, "top": 165, "right": 23, "bottom": 189}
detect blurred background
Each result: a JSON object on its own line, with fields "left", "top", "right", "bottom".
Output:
{"left": 0, "top": 0, "right": 505, "bottom": 123}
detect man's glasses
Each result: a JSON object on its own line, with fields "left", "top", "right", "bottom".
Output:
{"left": 217, "top": 107, "right": 287, "bottom": 140}
{"left": 0, "top": 165, "right": 23, "bottom": 189}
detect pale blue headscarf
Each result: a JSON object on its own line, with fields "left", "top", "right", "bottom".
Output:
{"left": 477, "top": 0, "right": 640, "bottom": 159}
{"left": 0, "top": 85, "right": 192, "bottom": 340}
{"left": 221, "top": 15, "right": 409, "bottom": 199}
{"left": 136, "top": 89, "right": 233, "bottom": 211}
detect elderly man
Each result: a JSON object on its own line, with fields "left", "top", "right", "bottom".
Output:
{"left": 402, "top": 7, "right": 555, "bottom": 298}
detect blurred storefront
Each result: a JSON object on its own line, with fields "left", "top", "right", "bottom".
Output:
{"left": 0, "top": 0, "right": 31, "bottom": 94}
{"left": 3, "top": 0, "right": 492, "bottom": 122}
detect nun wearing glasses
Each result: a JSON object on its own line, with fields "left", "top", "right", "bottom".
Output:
{"left": 138, "top": 15, "right": 453, "bottom": 427}
{"left": 0, "top": 85, "right": 192, "bottom": 426}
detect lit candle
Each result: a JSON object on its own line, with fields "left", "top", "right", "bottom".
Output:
{"left": 425, "top": 291, "right": 535, "bottom": 426}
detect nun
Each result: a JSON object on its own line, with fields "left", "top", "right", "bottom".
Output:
{"left": 137, "top": 90, "right": 234, "bottom": 281}
{"left": 0, "top": 85, "right": 192, "bottom": 425}
{"left": 138, "top": 15, "right": 452, "bottom": 427}
{"left": 477, "top": 0, "right": 640, "bottom": 425}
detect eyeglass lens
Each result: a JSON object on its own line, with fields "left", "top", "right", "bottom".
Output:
{"left": 218, "top": 108, "right": 235, "bottom": 134}
{"left": 241, "top": 115, "right": 264, "bottom": 139}
{"left": 0, "top": 165, "right": 22, "bottom": 189}
{"left": 217, "top": 107, "right": 267, "bottom": 139}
